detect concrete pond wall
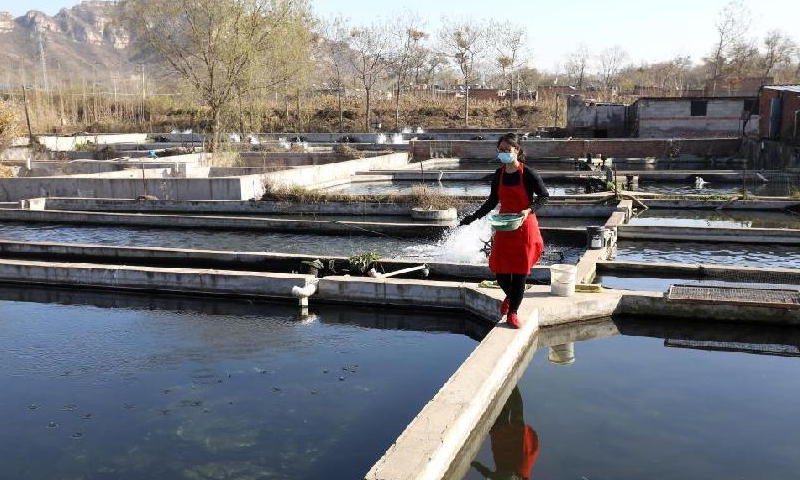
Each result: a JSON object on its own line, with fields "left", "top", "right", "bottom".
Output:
{"left": 36, "top": 134, "right": 150, "bottom": 151}
{"left": 409, "top": 138, "right": 742, "bottom": 161}
{"left": 0, "top": 152, "right": 410, "bottom": 202}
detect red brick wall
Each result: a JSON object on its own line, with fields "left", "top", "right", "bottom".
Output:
{"left": 759, "top": 89, "right": 800, "bottom": 144}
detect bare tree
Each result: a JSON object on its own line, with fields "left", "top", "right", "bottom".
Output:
{"left": 725, "top": 40, "right": 760, "bottom": 85}
{"left": 565, "top": 44, "right": 590, "bottom": 89}
{"left": 387, "top": 12, "right": 428, "bottom": 131}
{"left": 760, "top": 30, "right": 798, "bottom": 79}
{"left": 438, "top": 19, "right": 488, "bottom": 127}
{"left": 349, "top": 23, "right": 389, "bottom": 132}
{"left": 708, "top": 0, "right": 750, "bottom": 94}
{"left": 418, "top": 50, "right": 447, "bottom": 87}
{"left": 597, "top": 46, "right": 629, "bottom": 93}
{"left": 489, "top": 21, "right": 527, "bottom": 104}
{"left": 319, "top": 16, "right": 354, "bottom": 132}
{"left": 123, "top": 0, "right": 311, "bottom": 150}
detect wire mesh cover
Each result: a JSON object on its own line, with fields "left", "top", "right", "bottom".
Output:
{"left": 667, "top": 284, "right": 800, "bottom": 309}
{"left": 665, "top": 339, "right": 800, "bottom": 357}
{"left": 748, "top": 170, "right": 800, "bottom": 197}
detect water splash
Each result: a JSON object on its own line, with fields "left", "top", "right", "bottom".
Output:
{"left": 401, "top": 217, "right": 492, "bottom": 264}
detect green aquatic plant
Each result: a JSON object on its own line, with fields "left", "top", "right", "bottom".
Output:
{"left": 348, "top": 252, "right": 380, "bottom": 274}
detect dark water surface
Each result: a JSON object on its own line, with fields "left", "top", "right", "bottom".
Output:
{"left": 0, "top": 287, "right": 485, "bottom": 480}
{"left": 335, "top": 181, "right": 585, "bottom": 196}
{"left": 0, "top": 222, "right": 583, "bottom": 265}
{"left": 595, "top": 274, "right": 800, "bottom": 292}
{"left": 630, "top": 209, "right": 800, "bottom": 229}
{"left": 465, "top": 318, "right": 800, "bottom": 480}
{"left": 615, "top": 240, "right": 800, "bottom": 269}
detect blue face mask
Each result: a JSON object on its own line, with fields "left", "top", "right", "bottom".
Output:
{"left": 497, "top": 152, "right": 515, "bottom": 164}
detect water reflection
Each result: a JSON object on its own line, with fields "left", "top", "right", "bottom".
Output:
{"left": 471, "top": 388, "right": 540, "bottom": 480}
{"left": 466, "top": 317, "right": 800, "bottom": 479}
{"left": 547, "top": 342, "right": 575, "bottom": 365}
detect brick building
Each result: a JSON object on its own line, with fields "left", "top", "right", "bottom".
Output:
{"left": 758, "top": 85, "right": 800, "bottom": 145}
{"left": 629, "top": 96, "right": 759, "bottom": 138}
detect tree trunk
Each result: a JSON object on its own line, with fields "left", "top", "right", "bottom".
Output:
{"left": 464, "top": 84, "right": 470, "bottom": 128}
{"left": 711, "top": 43, "right": 724, "bottom": 96}
{"left": 210, "top": 106, "right": 221, "bottom": 153}
{"left": 395, "top": 80, "right": 401, "bottom": 132}
{"left": 508, "top": 72, "right": 514, "bottom": 107}
{"left": 337, "top": 88, "right": 343, "bottom": 133}
{"left": 295, "top": 89, "right": 301, "bottom": 132}
{"left": 365, "top": 87, "right": 371, "bottom": 132}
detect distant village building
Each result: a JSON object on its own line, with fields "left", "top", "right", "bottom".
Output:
{"left": 631, "top": 85, "right": 705, "bottom": 98}
{"left": 565, "top": 94, "right": 761, "bottom": 138}
{"left": 537, "top": 85, "right": 583, "bottom": 100}
{"left": 629, "top": 96, "right": 759, "bottom": 138}
{"left": 707, "top": 77, "right": 774, "bottom": 97}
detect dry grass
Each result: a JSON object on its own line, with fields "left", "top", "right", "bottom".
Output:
{"left": 4, "top": 88, "right": 554, "bottom": 135}
{"left": 333, "top": 143, "right": 365, "bottom": 159}
{"left": 0, "top": 101, "right": 21, "bottom": 154}
{"left": 261, "top": 181, "right": 466, "bottom": 209}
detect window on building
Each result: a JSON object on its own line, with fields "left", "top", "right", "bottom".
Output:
{"left": 690, "top": 100, "right": 708, "bottom": 116}
{"left": 744, "top": 98, "right": 759, "bottom": 115}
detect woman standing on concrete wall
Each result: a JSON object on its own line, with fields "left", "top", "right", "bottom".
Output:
{"left": 459, "top": 133, "right": 549, "bottom": 328}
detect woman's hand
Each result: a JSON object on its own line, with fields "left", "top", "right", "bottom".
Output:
{"left": 520, "top": 208, "right": 531, "bottom": 221}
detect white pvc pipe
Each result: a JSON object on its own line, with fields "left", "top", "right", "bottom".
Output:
{"left": 291, "top": 280, "right": 319, "bottom": 307}
{"left": 368, "top": 265, "right": 427, "bottom": 279}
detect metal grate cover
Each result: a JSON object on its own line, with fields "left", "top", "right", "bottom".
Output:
{"left": 667, "top": 284, "right": 800, "bottom": 310}
{"left": 665, "top": 339, "right": 800, "bottom": 357}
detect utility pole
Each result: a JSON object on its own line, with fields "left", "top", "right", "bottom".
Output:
{"left": 21, "top": 86, "right": 34, "bottom": 142}
{"left": 38, "top": 31, "right": 49, "bottom": 91}
{"left": 140, "top": 63, "right": 146, "bottom": 126}
{"left": 140, "top": 63, "right": 146, "bottom": 102}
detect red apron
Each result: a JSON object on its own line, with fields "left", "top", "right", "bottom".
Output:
{"left": 490, "top": 424, "right": 540, "bottom": 479}
{"left": 488, "top": 165, "right": 545, "bottom": 275}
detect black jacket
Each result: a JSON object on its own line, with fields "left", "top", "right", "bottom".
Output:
{"left": 464, "top": 164, "right": 549, "bottom": 223}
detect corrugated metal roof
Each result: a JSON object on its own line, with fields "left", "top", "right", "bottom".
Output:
{"left": 763, "top": 85, "right": 800, "bottom": 93}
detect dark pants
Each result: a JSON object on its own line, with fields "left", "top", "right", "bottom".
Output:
{"left": 496, "top": 273, "right": 527, "bottom": 314}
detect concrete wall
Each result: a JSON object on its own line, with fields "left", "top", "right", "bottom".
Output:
{"left": 409, "top": 138, "right": 742, "bottom": 161}
{"left": 262, "top": 152, "right": 409, "bottom": 188}
{"left": 0, "top": 153, "right": 409, "bottom": 201}
{"left": 26, "top": 157, "right": 205, "bottom": 176}
{"left": 1, "top": 146, "right": 32, "bottom": 161}
{"left": 634, "top": 98, "right": 757, "bottom": 138}
{"left": 36, "top": 134, "right": 150, "bottom": 151}
{"left": 566, "top": 95, "right": 628, "bottom": 137}
{"left": 0, "top": 176, "right": 254, "bottom": 201}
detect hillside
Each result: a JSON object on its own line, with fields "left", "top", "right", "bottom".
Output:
{"left": 0, "top": 1, "right": 135, "bottom": 88}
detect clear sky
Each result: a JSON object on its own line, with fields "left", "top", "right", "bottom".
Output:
{"left": 5, "top": 0, "right": 799, "bottom": 71}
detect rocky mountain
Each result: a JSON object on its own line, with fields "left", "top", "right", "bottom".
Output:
{"left": 0, "top": 1, "right": 137, "bottom": 89}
